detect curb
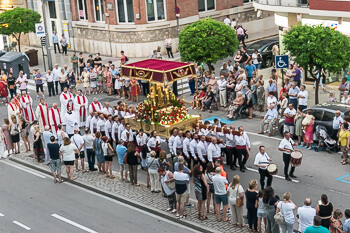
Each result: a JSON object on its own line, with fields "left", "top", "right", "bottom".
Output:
{"left": 8, "top": 156, "right": 220, "bottom": 233}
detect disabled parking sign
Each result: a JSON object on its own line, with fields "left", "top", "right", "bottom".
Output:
{"left": 275, "top": 55, "right": 289, "bottom": 69}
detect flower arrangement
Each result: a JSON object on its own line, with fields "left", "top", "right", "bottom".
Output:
{"left": 136, "top": 97, "right": 190, "bottom": 125}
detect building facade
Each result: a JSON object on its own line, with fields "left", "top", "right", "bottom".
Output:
{"left": 27, "top": 0, "right": 277, "bottom": 57}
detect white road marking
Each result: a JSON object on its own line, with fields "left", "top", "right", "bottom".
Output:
{"left": 246, "top": 131, "right": 282, "bottom": 141}
{"left": 13, "top": 221, "right": 31, "bottom": 231}
{"left": 62, "top": 182, "right": 204, "bottom": 233}
{"left": 51, "top": 214, "right": 98, "bottom": 233}
{"left": 0, "top": 213, "right": 4, "bottom": 217}
{"left": 245, "top": 167, "right": 300, "bottom": 183}
{"left": 0, "top": 161, "right": 46, "bottom": 179}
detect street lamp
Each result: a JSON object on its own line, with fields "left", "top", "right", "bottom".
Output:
{"left": 41, "top": 0, "right": 53, "bottom": 70}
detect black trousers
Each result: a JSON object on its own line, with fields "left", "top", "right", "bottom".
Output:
{"left": 283, "top": 153, "right": 295, "bottom": 178}
{"left": 62, "top": 45, "right": 67, "bottom": 55}
{"left": 200, "top": 157, "right": 208, "bottom": 171}
{"left": 47, "top": 82, "right": 55, "bottom": 96}
{"left": 166, "top": 47, "right": 174, "bottom": 58}
{"left": 238, "top": 35, "right": 246, "bottom": 48}
{"left": 258, "top": 168, "right": 273, "bottom": 189}
{"left": 55, "top": 81, "right": 59, "bottom": 94}
{"left": 142, "top": 82, "right": 150, "bottom": 96}
{"left": 236, "top": 148, "right": 245, "bottom": 169}
{"left": 86, "top": 149, "right": 95, "bottom": 170}
{"left": 53, "top": 43, "right": 61, "bottom": 53}
{"left": 185, "top": 154, "right": 192, "bottom": 169}
{"left": 226, "top": 147, "right": 234, "bottom": 168}
{"left": 247, "top": 207, "right": 258, "bottom": 230}
{"left": 172, "top": 81, "right": 178, "bottom": 97}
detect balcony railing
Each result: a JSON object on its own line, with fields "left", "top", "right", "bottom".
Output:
{"left": 253, "top": 0, "right": 309, "bottom": 7}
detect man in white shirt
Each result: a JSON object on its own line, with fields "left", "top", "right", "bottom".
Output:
{"left": 96, "top": 113, "right": 106, "bottom": 136}
{"left": 104, "top": 115, "right": 113, "bottom": 145}
{"left": 83, "top": 128, "right": 97, "bottom": 171}
{"left": 102, "top": 102, "right": 114, "bottom": 115}
{"left": 89, "top": 97, "right": 103, "bottom": 113}
{"left": 136, "top": 129, "right": 148, "bottom": 150}
{"left": 121, "top": 123, "right": 134, "bottom": 145}
{"left": 297, "top": 198, "right": 316, "bottom": 233}
{"left": 117, "top": 118, "right": 125, "bottom": 141}
{"left": 212, "top": 167, "right": 229, "bottom": 222}
{"left": 111, "top": 116, "right": 120, "bottom": 144}
{"left": 52, "top": 63, "right": 61, "bottom": 95}
{"left": 168, "top": 129, "right": 177, "bottom": 156}
{"left": 278, "top": 132, "right": 298, "bottom": 181}
{"left": 254, "top": 145, "right": 273, "bottom": 189}
{"left": 197, "top": 135, "right": 208, "bottom": 171}
{"left": 147, "top": 130, "right": 165, "bottom": 157}
{"left": 173, "top": 130, "right": 184, "bottom": 156}
{"left": 283, "top": 103, "right": 297, "bottom": 138}
{"left": 259, "top": 104, "right": 278, "bottom": 136}
{"left": 223, "top": 15, "right": 231, "bottom": 26}
{"left": 218, "top": 75, "right": 227, "bottom": 108}
{"left": 189, "top": 133, "right": 199, "bottom": 167}
{"left": 298, "top": 85, "right": 308, "bottom": 111}
{"left": 86, "top": 110, "right": 94, "bottom": 131}
{"left": 45, "top": 69, "right": 55, "bottom": 97}
{"left": 182, "top": 131, "right": 192, "bottom": 169}
{"left": 234, "top": 126, "right": 251, "bottom": 172}
{"left": 225, "top": 126, "right": 237, "bottom": 170}
{"left": 207, "top": 137, "right": 221, "bottom": 163}
{"left": 332, "top": 110, "right": 343, "bottom": 140}
{"left": 89, "top": 111, "right": 99, "bottom": 133}
{"left": 71, "top": 128, "right": 86, "bottom": 173}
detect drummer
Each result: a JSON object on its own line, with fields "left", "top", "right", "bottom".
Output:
{"left": 278, "top": 131, "right": 299, "bottom": 181}
{"left": 254, "top": 145, "right": 273, "bottom": 189}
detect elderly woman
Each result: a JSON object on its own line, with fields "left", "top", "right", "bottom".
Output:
{"left": 267, "top": 92, "right": 277, "bottom": 109}
{"left": 228, "top": 175, "right": 245, "bottom": 227}
{"left": 207, "top": 74, "right": 218, "bottom": 94}
{"left": 227, "top": 91, "right": 245, "bottom": 119}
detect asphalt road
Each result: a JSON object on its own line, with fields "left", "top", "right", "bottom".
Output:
{"left": 0, "top": 160, "right": 197, "bottom": 233}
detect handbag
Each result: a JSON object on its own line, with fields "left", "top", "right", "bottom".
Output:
{"left": 236, "top": 186, "right": 244, "bottom": 207}
{"left": 167, "top": 180, "right": 175, "bottom": 190}
{"left": 274, "top": 202, "right": 285, "bottom": 225}
{"left": 107, "top": 148, "right": 116, "bottom": 157}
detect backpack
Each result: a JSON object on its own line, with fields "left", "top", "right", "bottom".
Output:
{"left": 125, "top": 56, "right": 129, "bottom": 62}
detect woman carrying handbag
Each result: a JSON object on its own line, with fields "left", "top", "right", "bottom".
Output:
{"left": 228, "top": 175, "right": 245, "bottom": 227}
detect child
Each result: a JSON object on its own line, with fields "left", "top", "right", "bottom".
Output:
{"left": 256, "top": 190, "right": 267, "bottom": 233}
{"left": 328, "top": 91, "right": 337, "bottom": 102}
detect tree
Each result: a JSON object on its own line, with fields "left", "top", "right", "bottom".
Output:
{"left": 0, "top": 7, "right": 41, "bottom": 52}
{"left": 178, "top": 18, "right": 239, "bottom": 72}
{"left": 283, "top": 24, "right": 350, "bottom": 104}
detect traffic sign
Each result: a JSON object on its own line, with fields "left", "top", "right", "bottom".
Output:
{"left": 35, "top": 23, "right": 45, "bottom": 38}
{"left": 275, "top": 55, "right": 289, "bottom": 69}
{"left": 175, "top": 6, "right": 180, "bottom": 14}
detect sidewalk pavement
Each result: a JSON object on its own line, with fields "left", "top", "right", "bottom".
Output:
{"left": 8, "top": 152, "right": 249, "bottom": 233}
{"left": 21, "top": 29, "right": 278, "bottom": 74}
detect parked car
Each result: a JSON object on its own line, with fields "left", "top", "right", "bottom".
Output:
{"left": 278, "top": 103, "right": 350, "bottom": 135}
{"left": 246, "top": 38, "right": 278, "bottom": 68}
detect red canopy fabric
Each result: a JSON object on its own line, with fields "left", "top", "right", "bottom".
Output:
{"left": 121, "top": 59, "right": 196, "bottom": 83}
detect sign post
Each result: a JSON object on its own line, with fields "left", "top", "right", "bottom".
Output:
{"left": 275, "top": 55, "right": 289, "bottom": 93}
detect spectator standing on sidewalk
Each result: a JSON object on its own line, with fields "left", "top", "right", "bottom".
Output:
{"left": 292, "top": 65, "right": 302, "bottom": 88}
{"left": 298, "top": 85, "right": 308, "bottom": 111}
{"left": 164, "top": 35, "right": 174, "bottom": 59}
{"left": 297, "top": 198, "right": 316, "bottom": 233}
{"left": 218, "top": 75, "right": 227, "bottom": 108}
{"left": 116, "top": 140, "right": 128, "bottom": 181}
{"left": 126, "top": 143, "right": 140, "bottom": 185}
{"left": 246, "top": 180, "right": 258, "bottom": 232}
{"left": 34, "top": 69, "right": 45, "bottom": 99}
{"left": 43, "top": 125, "right": 53, "bottom": 165}
{"left": 60, "top": 34, "right": 68, "bottom": 56}
{"left": 213, "top": 166, "right": 229, "bottom": 222}
{"left": 276, "top": 192, "right": 297, "bottom": 233}
{"left": 338, "top": 77, "right": 350, "bottom": 100}
{"left": 70, "top": 52, "right": 79, "bottom": 76}
{"left": 47, "top": 136, "right": 62, "bottom": 183}
{"left": 193, "top": 164, "right": 208, "bottom": 221}
{"left": 94, "top": 132, "right": 106, "bottom": 174}
{"left": 83, "top": 128, "right": 97, "bottom": 171}
{"left": 174, "top": 164, "right": 189, "bottom": 219}
{"left": 288, "top": 82, "right": 299, "bottom": 110}
{"left": 52, "top": 31, "right": 61, "bottom": 54}
{"left": 159, "top": 167, "right": 177, "bottom": 213}
{"left": 60, "top": 137, "right": 79, "bottom": 180}
{"left": 343, "top": 209, "right": 350, "bottom": 233}
{"left": 245, "top": 60, "right": 256, "bottom": 84}
{"left": 227, "top": 175, "right": 245, "bottom": 227}
{"left": 304, "top": 216, "right": 330, "bottom": 233}
{"left": 148, "top": 151, "right": 160, "bottom": 192}
{"left": 102, "top": 136, "right": 115, "bottom": 179}
{"left": 45, "top": 69, "right": 55, "bottom": 97}
{"left": 52, "top": 64, "right": 61, "bottom": 95}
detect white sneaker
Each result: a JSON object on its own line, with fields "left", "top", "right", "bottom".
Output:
{"left": 171, "top": 209, "right": 177, "bottom": 213}
{"left": 166, "top": 208, "right": 172, "bottom": 211}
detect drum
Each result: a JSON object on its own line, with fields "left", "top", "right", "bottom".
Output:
{"left": 290, "top": 150, "right": 303, "bottom": 167}
{"left": 267, "top": 163, "right": 278, "bottom": 175}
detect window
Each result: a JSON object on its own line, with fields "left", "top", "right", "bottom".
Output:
{"left": 48, "top": 1, "right": 57, "bottom": 19}
{"left": 78, "top": 0, "right": 88, "bottom": 20}
{"left": 94, "top": 0, "right": 105, "bottom": 21}
{"left": 117, "top": 0, "right": 134, "bottom": 23}
{"left": 312, "top": 110, "right": 323, "bottom": 121}
{"left": 146, "top": 0, "right": 165, "bottom": 22}
{"left": 323, "top": 111, "right": 335, "bottom": 121}
{"left": 198, "top": 0, "right": 215, "bottom": 12}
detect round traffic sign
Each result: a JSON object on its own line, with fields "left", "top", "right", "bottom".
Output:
{"left": 175, "top": 6, "right": 180, "bottom": 14}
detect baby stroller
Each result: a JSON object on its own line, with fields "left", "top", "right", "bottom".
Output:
{"left": 314, "top": 125, "right": 337, "bottom": 153}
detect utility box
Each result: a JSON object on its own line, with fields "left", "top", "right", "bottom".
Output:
{"left": 25, "top": 49, "right": 39, "bottom": 66}
{"left": 0, "top": 52, "right": 30, "bottom": 77}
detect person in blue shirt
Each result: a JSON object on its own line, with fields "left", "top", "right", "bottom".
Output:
{"left": 258, "top": 104, "right": 278, "bottom": 136}
{"left": 116, "top": 139, "right": 128, "bottom": 181}
{"left": 304, "top": 216, "right": 331, "bottom": 233}
{"left": 52, "top": 31, "right": 61, "bottom": 54}
{"left": 245, "top": 60, "right": 256, "bottom": 84}
{"left": 93, "top": 132, "right": 105, "bottom": 173}
{"left": 344, "top": 209, "right": 350, "bottom": 233}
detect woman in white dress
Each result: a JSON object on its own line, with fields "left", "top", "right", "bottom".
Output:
{"left": 0, "top": 126, "right": 5, "bottom": 158}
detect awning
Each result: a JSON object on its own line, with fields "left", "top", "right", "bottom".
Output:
{"left": 120, "top": 59, "right": 196, "bottom": 84}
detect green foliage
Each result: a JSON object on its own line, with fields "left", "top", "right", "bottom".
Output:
{"left": 178, "top": 18, "right": 239, "bottom": 66}
{"left": 0, "top": 7, "right": 41, "bottom": 51}
{"left": 283, "top": 24, "right": 350, "bottom": 74}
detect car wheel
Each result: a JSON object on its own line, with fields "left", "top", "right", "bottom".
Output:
{"left": 265, "top": 58, "right": 272, "bottom": 68}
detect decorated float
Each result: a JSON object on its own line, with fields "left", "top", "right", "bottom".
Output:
{"left": 120, "top": 59, "right": 200, "bottom": 138}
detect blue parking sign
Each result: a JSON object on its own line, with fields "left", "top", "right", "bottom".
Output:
{"left": 275, "top": 55, "right": 289, "bottom": 69}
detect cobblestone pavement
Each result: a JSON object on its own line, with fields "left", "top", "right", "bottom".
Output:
{"left": 9, "top": 151, "right": 251, "bottom": 233}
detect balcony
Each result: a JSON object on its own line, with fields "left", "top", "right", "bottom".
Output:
{"left": 254, "top": 0, "right": 308, "bottom": 7}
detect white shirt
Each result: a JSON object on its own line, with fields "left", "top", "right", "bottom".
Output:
{"left": 136, "top": 133, "right": 148, "bottom": 146}
{"left": 212, "top": 175, "right": 228, "bottom": 195}
{"left": 284, "top": 108, "right": 296, "bottom": 117}
{"left": 102, "top": 107, "right": 114, "bottom": 115}
{"left": 111, "top": 122, "right": 120, "bottom": 141}
{"left": 45, "top": 73, "right": 54, "bottom": 82}
{"left": 278, "top": 137, "right": 295, "bottom": 154}
{"left": 333, "top": 116, "right": 344, "bottom": 130}
{"left": 254, "top": 152, "right": 270, "bottom": 170}
{"left": 173, "top": 135, "right": 183, "bottom": 153}
{"left": 71, "top": 133, "right": 84, "bottom": 152}
{"left": 121, "top": 129, "right": 133, "bottom": 142}
{"left": 83, "top": 134, "right": 94, "bottom": 149}
{"left": 298, "top": 90, "right": 308, "bottom": 106}
{"left": 52, "top": 67, "right": 61, "bottom": 82}
{"left": 118, "top": 124, "right": 125, "bottom": 140}
{"left": 147, "top": 136, "right": 165, "bottom": 150}
{"left": 341, "top": 96, "right": 350, "bottom": 104}
{"left": 96, "top": 118, "right": 106, "bottom": 132}
{"left": 60, "top": 143, "right": 77, "bottom": 161}
{"left": 225, "top": 133, "right": 236, "bottom": 147}
{"left": 104, "top": 120, "right": 113, "bottom": 136}
{"left": 267, "top": 96, "right": 277, "bottom": 108}
{"left": 235, "top": 131, "right": 251, "bottom": 148}
{"left": 297, "top": 206, "right": 316, "bottom": 233}
{"left": 168, "top": 135, "right": 175, "bottom": 154}
{"left": 224, "top": 17, "right": 231, "bottom": 26}
{"left": 189, "top": 139, "right": 198, "bottom": 159}
{"left": 182, "top": 137, "right": 191, "bottom": 158}
{"left": 197, "top": 141, "right": 208, "bottom": 162}
{"left": 89, "top": 116, "right": 99, "bottom": 131}
{"left": 207, "top": 143, "right": 221, "bottom": 162}
{"left": 218, "top": 80, "right": 227, "bottom": 91}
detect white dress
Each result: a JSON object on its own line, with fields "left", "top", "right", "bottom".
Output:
{"left": 0, "top": 128, "right": 5, "bottom": 158}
